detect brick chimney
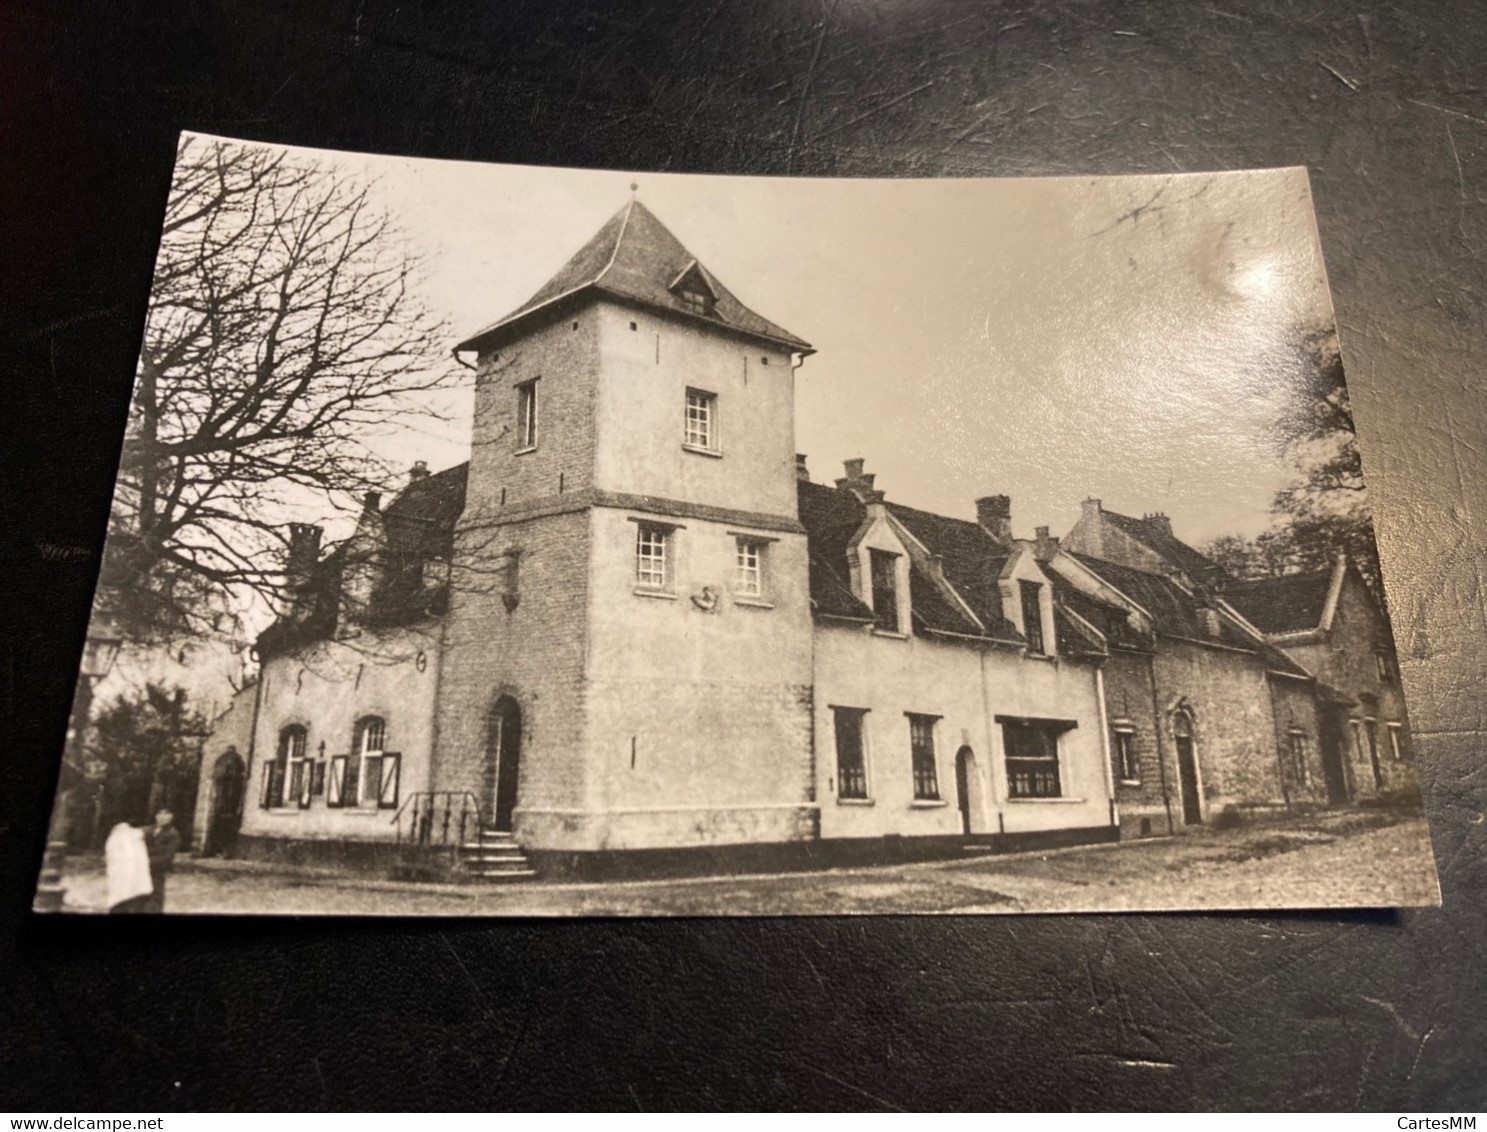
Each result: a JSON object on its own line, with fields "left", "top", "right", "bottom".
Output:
{"left": 363, "top": 490, "right": 382, "bottom": 514}
{"left": 1081, "top": 497, "right": 1102, "bottom": 521}
{"left": 285, "top": 523, "right": 323, "bottom": 617}
{"left": 976, "top": 494, "right": 1012, "bottom": 549}
{"left": 409, "top": 460, "right": 430, "bottom": 485}
{"left": 1143, "top": 512, "right": 1173, "bottom": 539}
{"left": 795, "top": 454, "right": 810, "bottom": 482}
{"left": 1034, "top": 525, "right": 1060, "bottom": 562}
{"left": 836, "top": 457, "right": 880, "bottom": 502}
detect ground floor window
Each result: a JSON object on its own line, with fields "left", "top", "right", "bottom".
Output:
{"left": 832, "top": 707, "right": 870, "bottom": 799}
{"left": 1287, "top": 728, "right": 1310, "bottom": 788}
{"left": 343, "top": 716, "right": 400, "bottom": 809}
{"left": 1387, "top": 722, "right": 1404, "bottom": 761}
{"left": 1000, "top": 717, "right": 1074, "bottom": 799}
{"left": 262, "top": 725, "right": 307, "bottom": 809}
{"left": 907, "top": 713, "right": 941, "bottom": 800}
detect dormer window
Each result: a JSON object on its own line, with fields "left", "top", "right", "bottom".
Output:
{"left": 678, "top": 288, "right": 711, "bottom": 316}
{"left": 1019, "top": 580, "right": 1045, "bottom": 655}
{"left": 869, "top": 549, "right": 901, "bottom": 633}
{"left": 669, "top": 260, "right": 717, "bottom": 318}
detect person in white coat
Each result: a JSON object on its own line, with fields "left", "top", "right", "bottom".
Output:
{"left": 104, "top": 821, "right": 152, "bottom": 913}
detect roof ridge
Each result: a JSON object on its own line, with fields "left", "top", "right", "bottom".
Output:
{"left": 593, "top": 196, "right": 636, "bottom": 289}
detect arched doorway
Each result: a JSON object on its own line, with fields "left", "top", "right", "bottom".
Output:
{"left": 486, "top": 696, "right": 523, "bottom": 832}
{"left": 954, "top": 745, "right": 983, "bottom": 835}
{"left": 204, "top": 748, "right": 246, "bottom": 857}
{"left": 1171, "top": 710, "right": 1203, "bottom": 825}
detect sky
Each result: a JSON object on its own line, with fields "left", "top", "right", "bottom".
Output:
{"left": 191, "top": 133, "right": 1340, "bottom": 547}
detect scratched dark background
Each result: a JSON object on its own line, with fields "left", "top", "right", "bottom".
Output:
{"left": 2, "top": 0, "right": 1485, "bottom": 1111}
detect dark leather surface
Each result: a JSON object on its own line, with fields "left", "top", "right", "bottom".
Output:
{"left": 2, "top": 0, "right": 1483, "bottom": 1110}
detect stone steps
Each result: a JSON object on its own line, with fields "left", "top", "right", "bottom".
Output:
{"left": 458, "top": 828, "right": 537, "bottom": 881}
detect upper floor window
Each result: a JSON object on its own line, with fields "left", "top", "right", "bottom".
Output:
{"left": 1019, "top": 580, "right": 1045, "bottom": 655}
{"left": 734, "top": 537, "right": 767, "bottom": 599}
{"left": 869, "top": 549, "right": 900, "bottom": 633}
{"left": 1375, "top": 648, "right": 1399, "bottom": 682}
{"left": 1386, "top": 721, "right": 1404, "bottom": 761}
{"left": 684, "top": 388, "right": 717, "bottom": 452}
{"left": 833, "top": 707, "right": 870, "bottom": 800}
{"left": 908, "top": 713, "right": 940, "bottom": 801}
{"left": 636, "top": 523, "right": 671, "bottom": 590}
{"left": 1003, "top": 719, "right": 1063, "bottom": 799}
{"left": 515, "top": 379, "right": 539, "bottom": 451}
{"left": 1112, "top": 727, "right": 1139, "bottom": 784}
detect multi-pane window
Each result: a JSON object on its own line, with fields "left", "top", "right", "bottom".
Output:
{"left": 870, "top": 549, "right": 900, "bottom": 633}
{"left": 1288, "top": 730, "right": 1310, "bottom": 787}
{"left": 833, "top": 707, "right": 869, "bottom": 800}
{"left": 264, "top": 725, "right": 307, "bottom": 809}
{"left": 734, "top": 538, "right": 765, "bottom": 598}
{"left": 1019, "top": 580, "right": 1045, "bottom": 655}
{"left": 908, "top": 713, "right": 940, "bottom": 800}
{"left": 1004, "top": 721, "right": 1062, "bottom": 798}
{"left": 678, "top": 288, "right": 711, "bottom": 316}
{"left": 1112, "top": 728, "right": 1139, "bottom": 783}
{"left": 353, "top": 716, "right": 387, "bottom": 807}
{"left": 636, "top": 524, "right": 670, "bottom": 589}
{"left": 684, "top": 389, "right": 716, "bottom": 450}
{"left": 515, "top": 379, "right": 538, "bottom": 450}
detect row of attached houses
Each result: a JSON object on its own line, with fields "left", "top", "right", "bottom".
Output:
{"left": 191, "top": 198, "right": 1417, "bottom": 876}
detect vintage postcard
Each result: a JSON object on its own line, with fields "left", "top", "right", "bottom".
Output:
{"left": 35, "top": 134, "right": 1439, "bottom": 915}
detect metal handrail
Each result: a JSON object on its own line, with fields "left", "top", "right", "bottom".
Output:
{"left": 391, "top": 791, "right": 484, "bottom": 857}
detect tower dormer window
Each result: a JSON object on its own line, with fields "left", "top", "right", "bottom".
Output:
{"left": 669, "top": 260, "right": 717, "bottom": 318}
{"left": 679, "top": 288, "right": 711, "bottom": 316}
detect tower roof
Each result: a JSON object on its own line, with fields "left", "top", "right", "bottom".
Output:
{"left": 457, "top": 198, "right": 813, "bottom": 353}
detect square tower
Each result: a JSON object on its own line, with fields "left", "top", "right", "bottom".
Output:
{"left": 432, "top": 199, "right": 820, "bottom": 855}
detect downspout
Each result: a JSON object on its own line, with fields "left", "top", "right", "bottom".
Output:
{"left": 1095, "top": 663, "right": 1117, "bottom": 829}
{"left": 1265, "top": 671, "right": 1292, "bottom": 810}
{"left": 244, "top": 657, "right": 266, "bottom": 832}
{"left": 978, "top": 645, "right": 1004, "bottom": 835}
{"left": 1145, "top": 653, "right": 1175, "bottom": 835}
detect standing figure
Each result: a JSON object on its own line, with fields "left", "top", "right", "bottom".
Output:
{"left": 141, "top": 809, "right": 181, "bottom": 913}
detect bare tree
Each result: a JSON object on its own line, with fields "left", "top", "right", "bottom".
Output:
{"left": 99, "top": 136, "right": 456, "bottom": 642}
{"left": 1203, "top": 326, "right": 1383, "bottom": 592}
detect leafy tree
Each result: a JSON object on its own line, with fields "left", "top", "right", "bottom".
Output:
{"left": 98, "top": 136, "right": 456, "bottom": 643}
{"left": 86, "top": 684, "right": 209, "bottom": 845}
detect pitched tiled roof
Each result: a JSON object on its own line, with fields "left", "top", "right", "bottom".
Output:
{"left": 381, "top": 463, "right": 469, "bottom": 561}
{"left": 1224, "top": 570, "right": 1332, "bottom": 635}
{"left": 795, "top": 480, "right": 876, "bottom": 622}
{"left": 1070, "top": 553, "right": 1251, "bottom": 648}
{"left": 1069, "top": 552, "right": 1313, "bottom": 677}
{"left": 796, "top": 482, "right": 1028, "bottom": 642}
{"left": 1050, "top": 573, "right": 1150, "bottom": 652}
{"left": 257, "top": 465, "right": 469, "bottom": 658}
{"left": 1101, "top": 509, "right": 1228, "bottom": 585}
{"left": 457, "top": 199, "right": 813, "bottom": 353}
{"left": 883, "top": 502, "right": 1020, "bottom": 640}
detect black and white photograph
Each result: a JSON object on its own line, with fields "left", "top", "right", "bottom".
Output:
{"left": 34, "top": 134, "right": 1438, "bottom": 916}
